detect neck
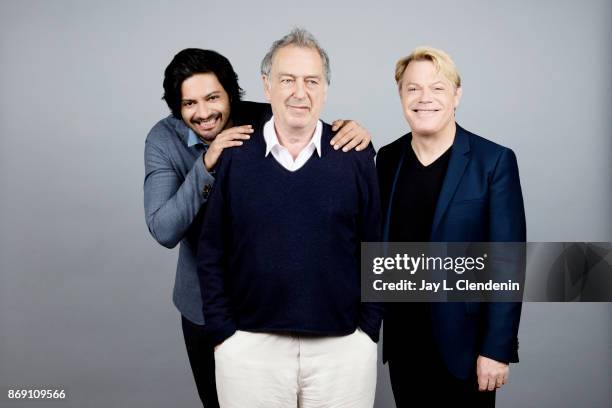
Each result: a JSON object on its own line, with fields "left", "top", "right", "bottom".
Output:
{"left": 411, "top": 121, "right": 456, "bottom": 166}
{"left": 274, "top": 121, "right": 317, "bottom": 160}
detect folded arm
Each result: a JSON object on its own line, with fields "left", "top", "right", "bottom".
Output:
{"left": 144, "top": 137, "right": 214, "bottom": 248}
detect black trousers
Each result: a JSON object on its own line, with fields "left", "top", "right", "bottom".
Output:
{"left": 181, "top": 316, "right": 220, "bottom": 408}
{"left": 388, "top": 346, "right": 495, "bottom": 408}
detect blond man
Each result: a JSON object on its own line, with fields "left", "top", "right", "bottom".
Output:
{"left": 377, "top": 46, "right": 525, "bottom": 407}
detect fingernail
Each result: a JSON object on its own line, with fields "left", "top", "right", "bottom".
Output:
{"left": 343, "top": 147, "right": 348, "bottom": 152}
{"left": 334, "top": 144, "right": 339, "bottom": 150}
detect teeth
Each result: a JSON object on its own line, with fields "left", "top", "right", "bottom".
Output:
{"left": 198, "top": 117, "right": 217, "bottom": 125}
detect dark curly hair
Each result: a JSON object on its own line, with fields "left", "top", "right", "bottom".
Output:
{"left": 162, "top": 48, "right": 244, "bottom": 118}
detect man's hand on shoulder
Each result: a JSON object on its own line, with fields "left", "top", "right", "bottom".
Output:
{"left": 330, "top": 120, "right": 371, "bottom": 152}
{"left": 203, "top": 125, "right": 254, "bottom": 171}
{"left": 477, "top": 355, "right": 509, "bottom": 391}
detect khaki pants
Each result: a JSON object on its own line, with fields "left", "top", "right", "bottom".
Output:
{"left": 214, "top": 329, "right": 377, "bottom": 408}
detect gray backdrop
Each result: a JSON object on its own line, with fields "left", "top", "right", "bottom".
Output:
{"left": 1, "top": 0, "right": 610, "bottom": 407}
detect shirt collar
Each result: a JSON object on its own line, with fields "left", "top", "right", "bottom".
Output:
{"left": 187, "top": 128, "right": 205, "bottom": 147}
{"left": 170, "top": 115, "right": 200, "bottom": 147}
{"left": 263, "top": 117, "right": 322, "bottom": 157}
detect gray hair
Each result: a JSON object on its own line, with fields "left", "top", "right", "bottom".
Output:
{"left": 260, "top": 28, "right": 331, "bottom": 85}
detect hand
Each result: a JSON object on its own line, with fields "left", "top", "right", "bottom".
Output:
{"left": 477, "top": 355, "right": 509, "bottom": 391}
{"left": 330, "top": 120, "right": 371, "bottom": 152}
{"left": 203, "top": 125, "right": 254, "bottom": 171}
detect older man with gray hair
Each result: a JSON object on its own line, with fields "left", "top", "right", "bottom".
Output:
{"left": 196, "top": 28, "right": 383, "bottom": 407}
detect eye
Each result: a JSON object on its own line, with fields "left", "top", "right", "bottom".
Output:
{"left": 434, "top": 87, "right": 445, "bottom": 91}
{"left": 182, "top": 101, "right": 195, "bottom": 107}
{"left": 280, "top": 78, "right": 294, "bottom": 85}
{"left": 306, "top": 79, "right": 319, "bottom": 86}
{"left": 406, "top": 87, "right": 417, "bottom": 92}
{"left": 209, "top": 95, "right": 219, "bottom": 101}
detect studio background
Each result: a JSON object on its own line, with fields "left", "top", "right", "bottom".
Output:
{"left": 1, "top": 0, "right": 611, "bottom": 407}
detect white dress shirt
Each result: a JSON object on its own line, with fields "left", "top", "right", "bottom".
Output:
{"left": 263, "top": 117, "right": 322, "bottom": 172}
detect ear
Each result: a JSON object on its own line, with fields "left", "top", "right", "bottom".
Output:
{"left": 454, "top": 86, "right": 462, "bottom": 109}
{"left": 262, "top": 75, "right": 272, "bottom": 102}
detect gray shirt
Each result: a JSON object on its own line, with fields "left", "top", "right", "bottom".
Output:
{"left": 144, "top": 115, "right": 214, "bottom": 324}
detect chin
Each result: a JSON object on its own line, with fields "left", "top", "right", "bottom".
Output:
{"left": 287, "top": 119, "right": 310, "bottom": 129}
{"left": 196, "top": 129, "right": 220, "bottom": 143}
{"left": 412, "top": 126, "right": 442, "bottom": 137}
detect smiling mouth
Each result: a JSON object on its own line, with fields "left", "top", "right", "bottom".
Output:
{"left": 194, "top": 115, "right": 220, "bottom": 131}
{"left": 288, "top": 105, "right": 310, "bottom": 111}
{"left": 412, "top": 109, "right": 440, "bottom": 117}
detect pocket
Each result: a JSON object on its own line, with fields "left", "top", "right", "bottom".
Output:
{"left": 356, "top": 327, "right": 376, "bottom": 346}
{"left": 214, "top": 330, "right": 242, "bottom": 354}
{"left": 450, "top": 198, "right": 485, "bottom": 205}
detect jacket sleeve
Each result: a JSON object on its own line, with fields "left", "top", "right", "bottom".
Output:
{"left": 480, "top": 148, "right": 526, "bottom": 363}
{"left": 356, "top": 146, "right": 385, "bottom": 343}
{"left": 196, "top": 153, "right": 237, "bottom": 346}
{"left": 143, "top": 129, "right": 215, "bottom": 249}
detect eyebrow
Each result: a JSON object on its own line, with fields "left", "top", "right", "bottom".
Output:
{"left": 278, "top": 73, "right": 322, "bottom": 79}
{"left": 405, "top": 80, "right": 446, "bottom": 87}
{"left": 181, "top": 91, "right": 221, "bottom": 102}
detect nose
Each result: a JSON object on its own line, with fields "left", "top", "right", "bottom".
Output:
{"left": 419, "top": 87, "right": 433, "bottom": 103}
{"left": 293, "top": 79, "right": 306, "bottom": 99}
{"left": 196, "top": 102, "right": 211, "bottom": 119}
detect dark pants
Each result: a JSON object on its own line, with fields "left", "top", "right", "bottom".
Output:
{"left": 388, "top": 346, "right": 495, "bottom": 408}
{"left": 181, "top": 316, "right": 219, "bottom": 408}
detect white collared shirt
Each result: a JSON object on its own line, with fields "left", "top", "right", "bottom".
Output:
{"left": 263, "top": 117, "right": 322, "bottom": 172}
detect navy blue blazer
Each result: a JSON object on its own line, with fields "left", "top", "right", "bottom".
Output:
{"left": 376, "top": 124, "right": 526, "bottom": 380}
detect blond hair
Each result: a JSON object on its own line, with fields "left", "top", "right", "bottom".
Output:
{"left": 395, "top": 46, "right": 461, "bottom": 89}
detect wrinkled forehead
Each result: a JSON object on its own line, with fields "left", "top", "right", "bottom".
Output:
{"left": 270, "top": 45, "right": 324, "bottom": 77}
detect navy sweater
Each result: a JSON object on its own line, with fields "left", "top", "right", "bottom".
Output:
{"left": 196, "top": 121, "right": 383, "bottom": 346}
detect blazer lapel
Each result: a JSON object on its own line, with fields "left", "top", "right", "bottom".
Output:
{"left": 431, "top": 125, "right": 471, "bottom": 236}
